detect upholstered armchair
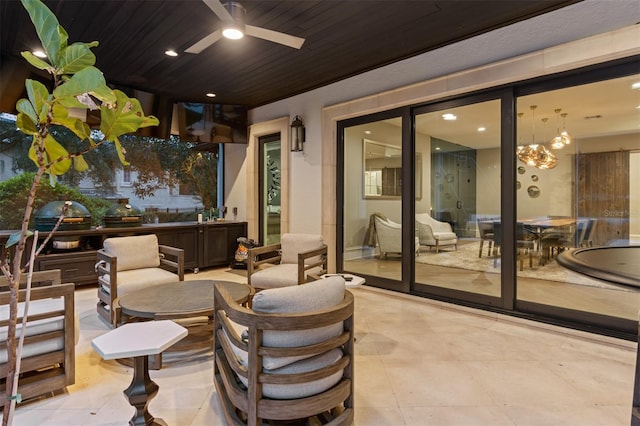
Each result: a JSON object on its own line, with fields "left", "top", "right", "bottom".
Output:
{"left": 415, "top": 213, "right": 458, "bottom": 253}
{"left": 247, "top": 233, "right": 327, "bottom": 290}
{"left": 373, "top": 216, "right": 419, "bottom": 258}
{"left": 213, "top": 277, "right": 354, "bottom": 426}
{"left": 95, "top": 234, "right": 184, "bottom": 326}
{"left": 373, "top": 216, "right": 402, "bottom": 258}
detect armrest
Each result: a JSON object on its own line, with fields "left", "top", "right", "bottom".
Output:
{"left": 158, "top": 245, "right": 185, "bottom": 280}
{"left": 95, "top": 248, "right": 117, "bottom": 297}
{"left": 298, "top": 244, "right": 328, "bottom": 284}
{"left": 247, "top": 244, "right": 282, "bottom": 281}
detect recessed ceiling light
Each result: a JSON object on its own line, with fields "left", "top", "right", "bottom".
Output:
{"left": 632, "top": 82, "right": 640, "bottom": 90}
{"left": 33, "top": 50, "right": 47, "bottom": 58}
{"left": 364, "top": 130, "right": 371, "bottom": 135}
{"left": 442, "top": 113, "right": 457, "bottom": 121}
{"left": 206, "top": 93, "right": 216, "bottom": 98}
{"left": 477, "top": 127, "right": 486, "bottom": 132}
{"left": 165, "top": 50, "right": 178, "bottom": 57}
{"left": 435, "top": 147, "right": 441, "bottom": 150}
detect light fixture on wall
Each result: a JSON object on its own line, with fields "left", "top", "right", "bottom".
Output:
{"left": 290, "top": 115, "right": 305, "bottom": 152}
{"left": 516, "top": 105, "right": 558, "bottom": 170}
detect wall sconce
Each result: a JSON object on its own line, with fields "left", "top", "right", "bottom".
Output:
{"left": 290, "top": 115, "right": 305, "bottom": 152}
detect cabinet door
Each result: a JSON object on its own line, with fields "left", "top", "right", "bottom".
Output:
{"left": 37, "top": 251, "right": 98, "bottom": 286}
{"left": 203, "top": 226, "right": 228, "bottom": 267}
{"left": 226, "top": 223, "right": 247, "bottom": 263}
{"left": 155, "top": 228, "right": 199, "bottom": 270}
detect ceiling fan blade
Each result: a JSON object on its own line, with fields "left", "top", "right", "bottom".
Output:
{"left": 185, "top": 30, "right": 223, "bottom": 54}
{"left": 202, "top": 0, "right": 233, "bottom": 21}
{"left": 245, "top": 25, "right": 305, "bottom": 49}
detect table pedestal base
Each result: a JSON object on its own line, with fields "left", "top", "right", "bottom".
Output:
{"left": 124, "top": 355, "right": 166, "bottom": 426}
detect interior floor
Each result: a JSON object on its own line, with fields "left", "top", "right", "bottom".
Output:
{"left": 5, "top": 266, "right": 636, "bottom": 425}
{"left": 344, "top": 240, "right": 640, "bottom": 321}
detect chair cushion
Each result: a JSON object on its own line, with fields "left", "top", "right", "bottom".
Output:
{"left": 280, "top": 233, "right": 324, "bottom": 264}
{"left": 103, "top": 234, "right": 160, "bottom": 271}
{"left": 235, "top": 348, "right": 345, "bottom": 399}
{"left": 100, "top": 268, "right": 179, "bottom": 296}
{"left": 250, "top": 264, "right": 300, "bottom": 289}
{"left": 251, "top": 264, "right": 326, "bottom": 290}
{"left": 433, "top": 232, "right": 457, "bottom": 241}
{"left": 248, "top": 276, "right": 345, "bottom": 369}
{"left": 0, "top": 297, "right": 74, "bottom": 363}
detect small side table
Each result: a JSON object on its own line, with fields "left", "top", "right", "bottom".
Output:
{"left": 92, "top": 320, "right": 188, "bottom": 426}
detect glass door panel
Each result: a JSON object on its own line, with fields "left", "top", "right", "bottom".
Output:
{"left": 259, "top": 135, "right": 281, "bottom": 246}
{"left": 414, "top": 99, "right": 502, "bottom": 298}
{"left": 516, "top": 75, "right": 640, "bottom": 323}
{"left": 342, "top": 118, "right": 404, "bottom": 285}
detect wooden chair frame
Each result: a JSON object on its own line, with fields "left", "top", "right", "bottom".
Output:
{"left": 0, "top": 269, "right": 75, "bottom": 405}
{"left": 213, "top": 283, "right": 354, "bottom": 426}
{"left": 96, "top": 244, "right": 184, "bottom": 326}
{"left": 246, "top": 243, "right": 328, "bottom": 287}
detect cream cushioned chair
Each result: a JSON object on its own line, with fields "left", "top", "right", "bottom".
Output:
{"left": 95, "top": 234, "right": 184, "bottom": 326}
{"left": 214, "top": 276, "right": 354, "bottom": 426}
{"left": 247, "top": 233, "right": 327, "bottom": 289}
{"left": 373, "top": 216, "right": 420, "bottom": 259}
{"left": 415, "top": 212, "right": 458, "bottom": 253}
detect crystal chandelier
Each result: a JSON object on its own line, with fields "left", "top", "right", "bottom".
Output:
{"left": 516, "top": 105, "right": 558, "bottom": 170}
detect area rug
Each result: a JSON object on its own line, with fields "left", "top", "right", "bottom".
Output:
{"left": 416, "top": 242, "right": 631, "bottom": 291}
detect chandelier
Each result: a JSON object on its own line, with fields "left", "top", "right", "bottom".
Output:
{"left": 550, "top": 108, "right": 572, "bottom": 149}
{"left": 516, "top": 105, "right": 558, "bottom": 170}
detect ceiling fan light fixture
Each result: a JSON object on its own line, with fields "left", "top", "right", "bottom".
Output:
{"left": 223, "top": 26, "right": 244, "bottom": 40}
{"left": 222, "top": 1, "right": 246, "bottom": 39}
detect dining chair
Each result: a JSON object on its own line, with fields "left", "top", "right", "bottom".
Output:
{"left": 477, "top": 221, "right": 494, "bottom": 258}
{"left": 492, "top": 222, "right": 535, "bottom": 270}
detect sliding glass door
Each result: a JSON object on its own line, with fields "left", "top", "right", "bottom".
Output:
{"left": 515, "top": 73, "right": 640, "bottom": 330}
{"left": 336, "top": 59, "right": 639, "bottom": 337}
{"left": 341, "top": 113, "right": 408, "bottom": 291}
{"left": 412, "top": 98, "right": 504, "bottom": 303}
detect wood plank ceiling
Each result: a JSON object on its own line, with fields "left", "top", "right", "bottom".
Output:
{"left": 1, "top": 0, "right": 580, "bottom": 110}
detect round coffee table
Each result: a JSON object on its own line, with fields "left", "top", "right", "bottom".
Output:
{"left": 114, "top": 279, "right": 253, "bottom": 368}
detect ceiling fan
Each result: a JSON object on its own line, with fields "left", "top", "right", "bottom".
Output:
{"left": 185, "top": 0, "right": 306, "bottom": 53}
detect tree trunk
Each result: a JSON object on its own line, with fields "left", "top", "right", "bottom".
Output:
{"left": 2, "top": 169, "right": 45, "bottom": 426}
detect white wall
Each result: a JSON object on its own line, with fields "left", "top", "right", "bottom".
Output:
{"left": 237, "top": 0, "right": 639, "bottom": 235}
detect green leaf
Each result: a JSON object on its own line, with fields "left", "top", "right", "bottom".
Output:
{"left": 21, "top": 0, "right": 66, "bottom": 66}
{"left": 43, "top": 134, "right": 71, "bottom": 175}
{"left": 20, "top": 51, "right": 52, "bottom": 71}
{"left": 51, "top": 104, "right": 91, "bottom": 140}
{"left": 52, "top": 66, "right": 110, "bottom": 100}
{"left": 16, "top": 112, "right": 38, "bottom": 136}
{"left": 25, "top": 79, "right": 50, "bottom": 123}
{"left": 58, "top": 41, "right": 98, "bottom": 75}
{"left": 73, "top": 154, "right": 89, "bottom": 172}
{"left": 5, "top": 230, "right": 33, "bottom": 249}
{"left": 100, "top": 90, "right": 159, "bottom": 141}
{"left": 28, "top": 136, "right": 39, "bottom": 166}
{"left": 56, "top": 95, "right": 87, "bottom": 109}
{"left": 113, "top": 136, "right": 130, "bottom": 166}
{"left": 16, "top": 98, "right": 37, "bottom": 124}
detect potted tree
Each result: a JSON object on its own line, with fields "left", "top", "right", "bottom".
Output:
{"left": 1, "top": 0, "right": 158, "bottom": 423}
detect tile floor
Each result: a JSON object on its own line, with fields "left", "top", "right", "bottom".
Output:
{"left": 6, "top": 267, "right": 637, "bottom": 425}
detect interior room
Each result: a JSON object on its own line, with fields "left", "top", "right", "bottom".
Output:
{"left": 1, "top": 0, "right": 639, "bottom": 425}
